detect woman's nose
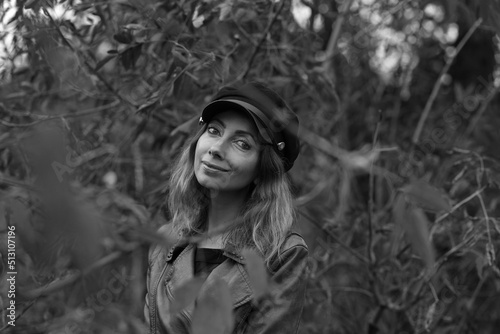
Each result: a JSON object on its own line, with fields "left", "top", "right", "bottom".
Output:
{"left": 208, "top": 139, "right": 225, "bottom": 159}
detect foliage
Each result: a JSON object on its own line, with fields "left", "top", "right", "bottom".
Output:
{"left": 1, "top": 0, "right": 500, "bottom": 333}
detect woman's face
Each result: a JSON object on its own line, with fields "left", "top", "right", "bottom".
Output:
{"left": 194, "top": 110, "right": 261, "bottom": 196}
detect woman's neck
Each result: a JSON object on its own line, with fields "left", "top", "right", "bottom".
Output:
{"left": 206, "top": 190, "right": 247, "bottom": 234}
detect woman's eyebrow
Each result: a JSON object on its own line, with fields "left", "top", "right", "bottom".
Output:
{"left": 211, "top": 118, "right": 258, "bottom": 141}
{"left": 234, "top": 130, "right": 257, "bottom": 141}
{"left": 211, "top": 118, "right": 225, "bottom": 128}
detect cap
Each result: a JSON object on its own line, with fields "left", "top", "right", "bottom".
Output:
{"left": 200, "top": 82, "right": 300, "bottom": 171}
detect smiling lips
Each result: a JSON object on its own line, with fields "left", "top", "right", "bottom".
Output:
{"left": 202, "top": 161, "right": 230, "bottom": 172}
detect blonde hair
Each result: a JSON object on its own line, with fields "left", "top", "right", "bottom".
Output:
{"left": 167, "top": 124, "right": 295, "bottom": 266}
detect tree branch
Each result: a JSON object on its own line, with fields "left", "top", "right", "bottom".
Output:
{"left": 0, "top": 100, "right": 119, "bottom": 128}
{"left": 323, "top": 0, "right": 354, "bottom": 72}
{"left": 368, "top": 109, "right": 382, "bottom": 264}
{"left": 412, "top": 18, "right": 483, "bottom": 145}
{"left": 465, "top": 81, "right": 500, "bottom": 136}
{"left": 23, "top": 251, "right": 124, "bottom": 299}
{"left": 0, "top": 174, "right": 40, "bottom": 192}
{"left": 240, "top": 0, "right": 286, "bottom": 80}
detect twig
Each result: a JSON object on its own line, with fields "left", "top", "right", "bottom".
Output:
{"left": 299, "top": 125, "right": 350, "bottom": 160}
{"left": 240, "top": 0, "right": 285, "bottom": 79}
{"left": 299, "top": 125, "right": 403, "bottom": 183}
{"left": 367, "top": 305, "right": 386, "bottom": 333}
{"left": 331, "top": 286, "right": 374, "bottom": 298}
{"left": 318, "top": 73, "right": 342, "bottom": 134}
{"left": 428, "top": 281, "right": 439, "bottom": 302}
{"left": 368, "top": 109, "right": 382, "bottom": 263}
{"left": 434, "top": 187, "right": 486, "bottom": 224}
{"left": 71, "top": 144, "right": 118, "bottom": 168}
{"left": 294, "top": 180, "right": 329, "bottom": 206}
{"left": 412, "top": 18, "right": 483, "bottom": 145}
{"left": 317, "top": 0, "right": 354, "bottom": 127}
{"left": 465, "top": 82, "right": 500, "bottom": 136}
{"left": 435, "top": 224, "right": 483, "bottom": 268}
{"left": 477, "top": 193, "right": 493, "bottom": 248}
{"left": 23, "top": 251, "right": 124, "bottom": 299}
{"left": 456, "top": 272, "right": 488, "bottom": 334}
{"left": 132, "top": 139, "right": 144, "bottom": 193}
{"left": 323, "top": 0, "right": 354, "bottom": 71}
{"left": 0, "top": 175, "right": 39, "bottom": 192}
{"left": 0, "top": 100, "right": 119, "bottom": 128}
{"left": 232, "top": 20, "right": 257, "bottom": 46}
{"left": 0, "top": 300, "right": 36, "bottom": 332}
{"left": 298, "top": 209, "right": 369, "bottom": 264}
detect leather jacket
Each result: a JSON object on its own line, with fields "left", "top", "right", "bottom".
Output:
{"left": 144, "top": 224, "right": 309, "bottom": 334}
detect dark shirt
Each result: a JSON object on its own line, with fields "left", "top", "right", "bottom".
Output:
{"left": 194, "top": 247, "right": 226, "bottom": 276}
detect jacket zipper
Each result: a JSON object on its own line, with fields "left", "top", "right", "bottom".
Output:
{"left": 151, "top": 262, "right": 170, "bottom": 333}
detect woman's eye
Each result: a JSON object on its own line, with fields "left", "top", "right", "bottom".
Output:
{"left": 207, "top": 126, "right": 220, "bottom": 135}
{"left": 236, "top": 140, "right": 251, "bottom": 150}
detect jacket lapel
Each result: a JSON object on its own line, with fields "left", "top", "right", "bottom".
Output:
{"left": 167, "top": 244, "right": 195, "bottom": 287}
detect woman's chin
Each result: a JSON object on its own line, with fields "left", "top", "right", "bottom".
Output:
{"left": 196, "top": 177, "right": 221, "bottom": 191}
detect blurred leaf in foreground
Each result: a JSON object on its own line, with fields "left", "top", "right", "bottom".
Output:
{"left": 170, "top": 276, "right": 206, "bottom": 315}
{"left": 191, "top": 278, "right": 234, "bottom": 334}
{"left": 402, "top": 180, "right": 452, "bottom": 213}
{"left": 242, "top": 247, "right": 270, "bottom": 302}
{"left": 393, "top": 193, "right": 435, "bottom": 273}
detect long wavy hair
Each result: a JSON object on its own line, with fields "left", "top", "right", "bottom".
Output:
{"left": 167, "top": 122, "right": 295, "bottom": 266}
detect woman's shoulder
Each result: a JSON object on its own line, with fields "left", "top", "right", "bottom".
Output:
{"left": 268, "top": 231, "right": 308, "bottom": 274}
{"left": 281, "top": 231, "right": 308, "bottom": 253}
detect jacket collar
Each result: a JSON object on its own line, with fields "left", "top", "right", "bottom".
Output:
{"left": 222, "top": 245, "right": 246, "bottom": 264}
{"left": 166, "top": 241, "right": 246, "bottom": 265}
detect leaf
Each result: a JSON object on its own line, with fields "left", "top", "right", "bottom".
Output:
{"left": 393, "top": 194, "right": 435, "bottom": 272}
{"left": 120, "top": 44, "right": 143, "bottom": 70}
{"left": 124, "top": 23, "right": 146, "bottom": 31}
{"left": 169, "top": 116, "right": 198, "bottom": 138}
{"left": 475, "top": 254, "right": 486, "bottom": 279}
{"left": 191, "top": 278, "right": 234, "bottom": 334}
{"left": 341, "top": 147, "right": 379, "bottom": 170}
{"left": 424, "top": 301, "right": 437, "bottom": 331}
{"left": 7, "top": 7, "right": 23, "bottom": 24}
{"left": 234, "top": 8, "right": 257, "bottom": 22}
{"left": 242, "top": 248, "right": 270, "bottom": 301}
{"left": 486, "top": 243, "right": 496, "bottom": 266}
{"left": 218, "top": 1, "right": 233, "bottom": 21}
{"left": 128, "top": 225, "right": 177, "bottom": 250}
{"left": 136, "top": 91, "right": 160, "bottom": 115}
{"left": 170, "top": 276, "right": 206, "bottom": 315}
{"left": 24, "top": 0, "right": 40, "bottom": 9}
{"left": 402, "top": 181, "right": 452, "bottom": 213}
{"left": 113, "top": 31, "right": 133, "bottom": 44}
{"left": 95, "top": 55, "right": 117, "bottom": 71}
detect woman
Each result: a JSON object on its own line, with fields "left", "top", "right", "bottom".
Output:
{"left": 145, "top": 82, "right": 308, "bottom": 334}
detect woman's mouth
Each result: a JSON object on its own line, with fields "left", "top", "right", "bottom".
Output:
{"left": 202, "top": 161, "right": 230, "bottom": 172}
